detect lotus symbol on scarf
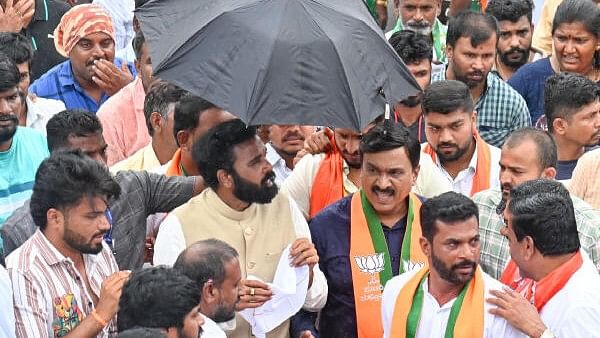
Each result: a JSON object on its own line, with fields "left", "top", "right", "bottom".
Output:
{"left": 355, "top": 253, "right": 385, "bottom": 275}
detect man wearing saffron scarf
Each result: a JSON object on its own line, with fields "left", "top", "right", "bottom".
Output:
{"left": 382, "top": 192, "right": 524, "bottom": 338}
{"left": 489, "top": 179, "right": 600, "bottom": 338}
{"left": 302, "top": 123, "right": 426, "bottom": 338}
{"left": 422, "top": 80, "right": 501, "bottom": 196}
{"left": 473, "top": 128, "right": 600, "bottom": 279}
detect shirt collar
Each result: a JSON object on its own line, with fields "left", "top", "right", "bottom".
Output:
{"left": 266, "top": 143, "right": 286, "bottom": 168}
{"left": 58, "top": 60, "right": 77, "bottom": 87}
{"left": 32, "top": 0, "right": 48, "bottom": 23}
{"left": 33, "top": 229, "right": 102, "bottom": 267}
{"left": 25, "top": 96, "right": 43, "bottom": 125}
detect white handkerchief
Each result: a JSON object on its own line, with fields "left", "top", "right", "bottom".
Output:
{"left": 240, "top": 244, "right": 310, "bottom": 338}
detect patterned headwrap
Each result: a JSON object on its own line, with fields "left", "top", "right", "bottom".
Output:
{"left": 53, "top": 4, "right": 115, "bottom": 57}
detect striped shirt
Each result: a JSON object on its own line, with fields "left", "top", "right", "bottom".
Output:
{"left": 6, "top": 230, "right": 119, "bottom": 338}
{"left": 432, "top": 70, "right": 531, "bottom": 147}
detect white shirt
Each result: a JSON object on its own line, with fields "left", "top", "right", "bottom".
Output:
{"left": 540, "top": 253, "right": 600, "bottom": 338}
{"left": 427, "top": 143, "right": 501, "bottom": 196}
{"left": 153, "top": 194, "right": 327, "bottom": 311}
{"left": 282, "top": 152, "right": 451, "bottom": 219}
{"left": 25, "top": 96, "right": 65, "bottom": 135}
{"left": 201, "top": 315, "right": 227, "bottom": 338}
{"left": 382, "top": 268, "right": 526, "bottom": 338}
{"left": 265, "top": 143, "right": 293, "bottom": 186}
{"left": 0, "top": 266, "right": 15, "bottom": 338}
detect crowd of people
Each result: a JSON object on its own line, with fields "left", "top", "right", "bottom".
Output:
{"left": 0, "top": 0, "right": 599, "bottom": 337}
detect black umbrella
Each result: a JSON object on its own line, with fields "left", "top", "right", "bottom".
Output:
{"left": 136, "top": 0, "right": 420, "bottom": 130}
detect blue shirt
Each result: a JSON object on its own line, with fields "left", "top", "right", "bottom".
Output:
{"left": 0, "top": 127, "right": 49, "bottom": 252}
{"left": 30, "top": 59, "right": 136, "bottom": 113}
{"left": 303, "top": 195, "right": 409, "bottom": 338}
{"left": 508, "top": 57, "right": 555, "bottom": 125}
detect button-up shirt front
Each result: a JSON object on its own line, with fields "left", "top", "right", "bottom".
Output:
{"left": 7, "top": 230, "right": 119, "bottom": 338}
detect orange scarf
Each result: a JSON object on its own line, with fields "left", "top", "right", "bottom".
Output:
{"left": 309, "top": 133, "right": 344, "bottom": 218}
{"left": 390, "top": 266, "right": 485, "bottom": 338}
{"left": 349, "top": 192, "right": 426, "bottom": 338}
{"left": 500, "top": 251, "right": 583, "bottom": 311}
{"left": 422, "top": 132, "right": 491, "bottom": 196}
{"left": 165, "top": 149, "right": 184, "bottom": 177}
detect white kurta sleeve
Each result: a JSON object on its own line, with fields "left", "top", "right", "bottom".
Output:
{"left": 381, "top": 276, "right": 403, "bottom": 338}
{"left": 153, "top": 214, "right": 187, "bottom": 266}
{"left": 289, "top": 198, "right": 328, "bottom": 311}
{"left": 281, "top": 153, "right": 324, "bottom": 219}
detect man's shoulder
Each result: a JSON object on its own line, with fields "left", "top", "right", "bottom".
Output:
{"left": 309, "top": 195, "right": 352, "bottom": 235}
{"left": 13, "top": 127, "right": 48, "bottom": 153}
{"left": 30, "top": 61, "right": 71, "bottom": 95}
{"left": 487, "top": 73, "right": 527, "bottom": 103}
{"left": 472, "top": 189, "right": 502, "bottom": 208}
{"left": 96, "top": 79, "right": 139, "bottom": 119}
{"left": 6, "top": 232, "right": 44, "bottom": 273}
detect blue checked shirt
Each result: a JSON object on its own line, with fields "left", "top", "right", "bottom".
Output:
{"left": 30, "top": 59, "right": 136, "bottom": 113}
{"left": 432, "top": 70, "right": 531, "bottom": 147}
{"left": 473, "top": 189, "right": 600, "bottom": 280}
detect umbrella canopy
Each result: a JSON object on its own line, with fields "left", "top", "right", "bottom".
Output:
{"left": 136, "top": 0, "right": 420, "bottom": 130}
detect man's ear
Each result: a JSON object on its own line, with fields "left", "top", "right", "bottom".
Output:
{"left": 419, "top": 236, "right": 431, "bottom": 258}
{"left": 202, "top": 280, "right": 218, "bottom": 305}
{"left": 552, "top": 118, "right": 568, "bottom": 136}
{"left": 523, "top": 236, "right": 536, "bottom": 261}
{"left": 150, "top": 112, "right": 163, "bottom": 132}
{"left": 541, "top": 167, "right": 557, "bottom": 180}
{"left": 177, "top": 130, "right": 189, "bottom": 150}
{"left": 218, "top": 169, "right": 233, "bottom": 189}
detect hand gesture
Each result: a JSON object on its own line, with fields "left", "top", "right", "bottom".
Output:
{"left": 92, "top": 59, "right": 134, "bottom": 96}
{"left": 487, "top": 288, "right": 547, "bottom": 338}
{"left": 236, "top": 279, "right": 273, "bottom": 310}
{"left": 0, "top": 0, "right": 26, "bottom": 32}
{"left": 95, "top": 271, "right": 131, "bottom": 321}
{"left": 303, "top": 127, "right": 333, "bottom": 155}
{"left": 13, "top": 0, "right": 34, "bottom": 26}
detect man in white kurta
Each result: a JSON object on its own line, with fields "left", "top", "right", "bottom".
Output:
{"left": 153, "top": 119, "right": 327, "bottom": 338}
{"left": 382, "top": 268, "right": 526, "bottom": 338}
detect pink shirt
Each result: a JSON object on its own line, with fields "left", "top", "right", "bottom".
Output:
{"left": 97, "top": 77, "right": 149, "bottom": 166}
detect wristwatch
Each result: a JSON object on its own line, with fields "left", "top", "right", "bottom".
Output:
{"left": 539, "top": 329, "right": 556, "bottom": 338}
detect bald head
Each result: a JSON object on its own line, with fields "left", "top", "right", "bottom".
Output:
{"left": 174, "top": 239, "right": 239, "bottom": 287}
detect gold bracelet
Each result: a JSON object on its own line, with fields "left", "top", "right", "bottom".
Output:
{"left": 91, "top": 310, "right": 108, "bottom": 328}
{"left": 376, "top": 0, "right": 388, "bottom": 6}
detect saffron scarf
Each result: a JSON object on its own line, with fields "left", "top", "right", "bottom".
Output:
{"left": 309, "top": 133, "right": 344, "bottom": 218}
{"left": 349, "top": 190, "right": 426, "bottom": 338}
{"left": 500, "top": 251, "right": 583, "bottom": 311}
{"left": 422, "top": 132, "right": 491, "bottom": 196}
{"left": 391, "top": 266, "right": 485, "bottom": 338}
{"left": 165, "top": 149, "right": 186, "bottom": 177}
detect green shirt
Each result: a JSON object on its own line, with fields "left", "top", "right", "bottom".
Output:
{"left": 390, "top": 18, "right": 447, "bottom": 64}
{"left": 473, "top": 188, "right": 600, "bottom": 280}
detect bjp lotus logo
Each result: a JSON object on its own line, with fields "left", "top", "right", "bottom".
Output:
{"left": 355, "top": 253, "right": 385, "bottom": 275}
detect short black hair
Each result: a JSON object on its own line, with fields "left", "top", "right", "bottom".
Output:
{"left": 422, "top": 80, "right": 474, "bottom": 115}
{"left": 486, "top": 0, "right": 534, "bottom": 24}
{"left": 0, "top": 52, "right": 20, "bottom": 92}
{"left": 173, "top": 95, "right": 218, "bottom": 144}
{"left": 118, "top": 266, "right": 201, "bottom": 332}
{"left": 46, "top": 109, "right": 103, "bottom": 153}
{"left": 544, "top": 72, "right": 600, "bottom": 133}
{"left": 174, "top": 239, "right": 239, "bottom": 287}
{"left": 420, "top": 191, "right": 480, "bottom": 242}
{"left": 135, "top": 0, "right": 150, "bottom": 8}
{"left": 194, "top": 119, "right": 257, "bottom": 190}
{"left": 30, "top": 150, "right": 121, "bottom": 230}
{"left": 117, "top": 328, "right": 166, "bottom": 338}
{"left": 389, "top": 30, "right": 433, "bottom": 64}
{"left": 0, "top": 32, "right": 34, "bottom": 67}
{"left": 359, "top": 121, "right": 421, "bottom": 169}
{"left": 132, "top": 30, "right": 146, "bottom": 61}
{"left": 504, "top": 127, "right": 557, "bottom": 169}
{"left": 144, "top": 81, "right": 189, "bottom": 136}
{"left": 508, "top": 179, "right": 580, "bottom": 256}
{"left": 447, "top": 11, "right": 499, "bottom": 48}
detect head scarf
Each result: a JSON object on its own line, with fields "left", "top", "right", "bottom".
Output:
{"left": 54, "top": 4, "right": 115, "bottom": 57}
